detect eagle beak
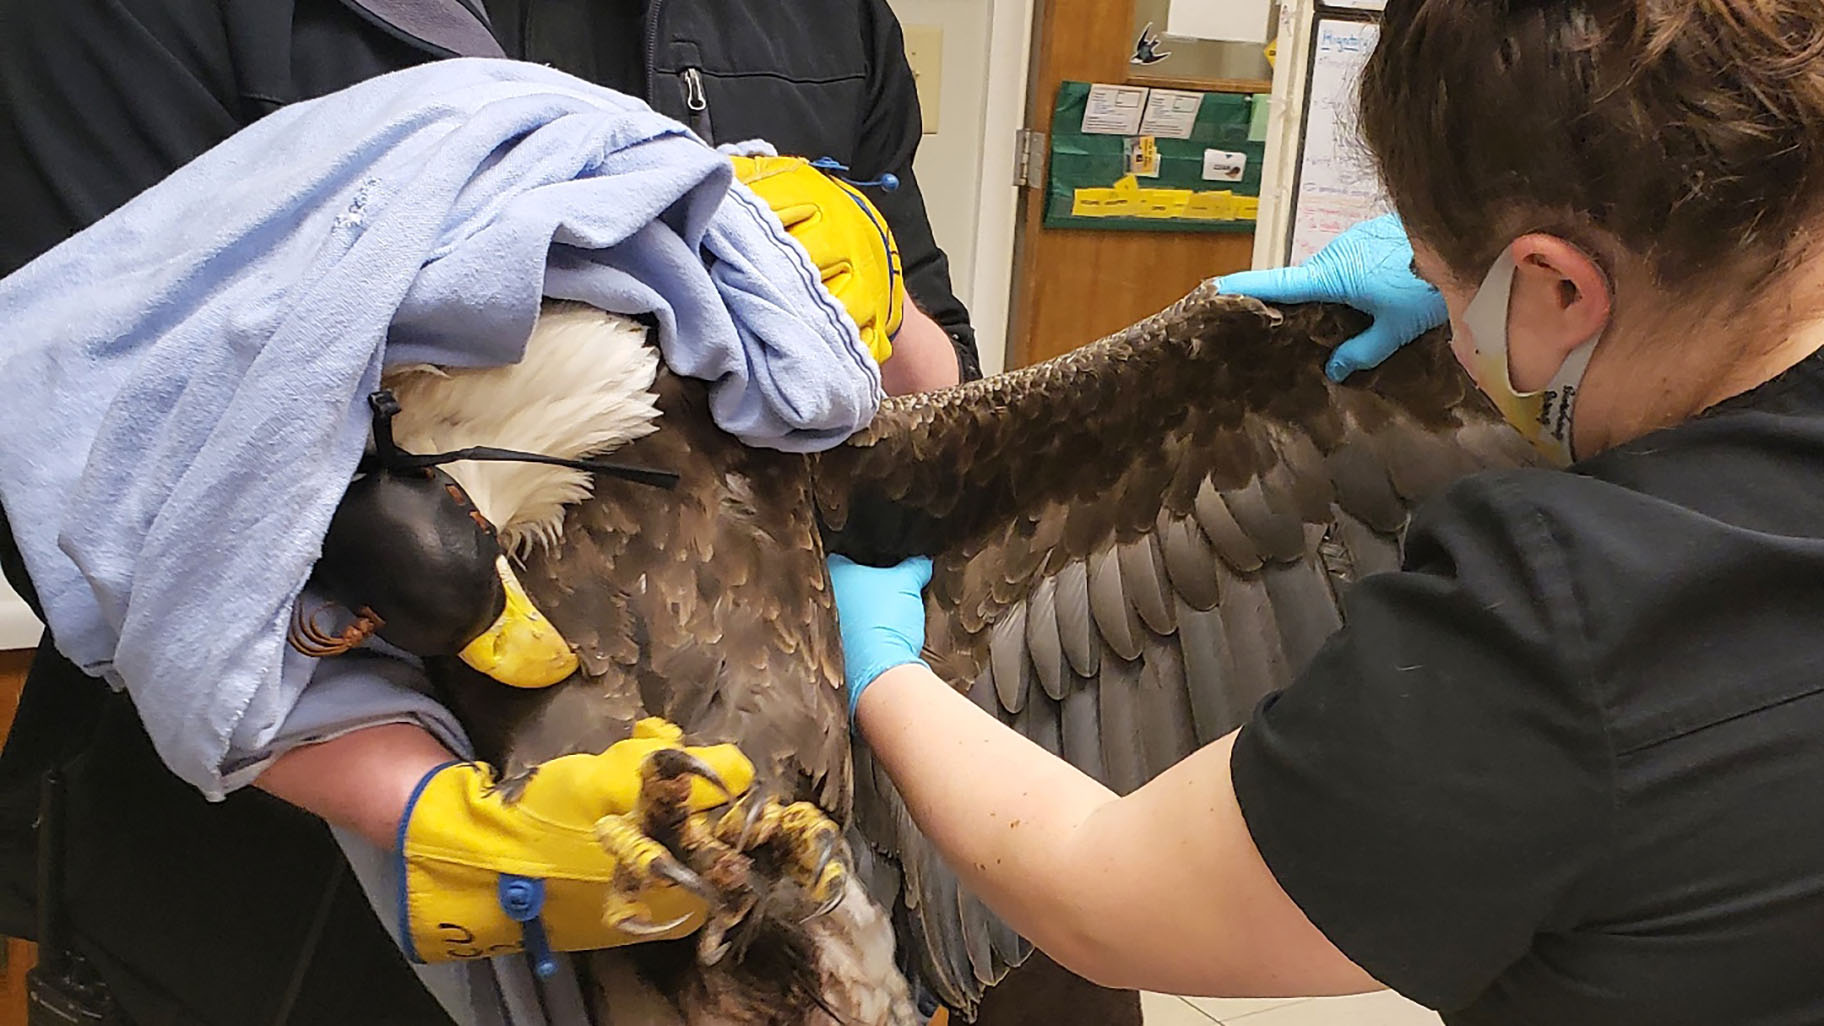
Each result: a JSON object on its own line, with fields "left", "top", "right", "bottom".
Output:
{"left": 459, "top": 557, "right": 578, "bottom": 688}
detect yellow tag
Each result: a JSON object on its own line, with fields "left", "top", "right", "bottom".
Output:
{"left": 1184, "top": 190, "right": 1236, "bottom": 220}
{"left": 1135, "top": 189, "right": 1192, "bottom": 219}
{"left": 1071, "top": 188, "right": 1123, "bottom": 217}
{"left": 1264, "top": 38, "right": 1279, "bottom": 68}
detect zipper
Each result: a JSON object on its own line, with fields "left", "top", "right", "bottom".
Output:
{"left": 641, "top": 0, "right": 713, "bottom": 141}
{"left": 680, "top": 67, "right": 713, "bottom": 141}
{"left": 643, "top": 0, "right": 667, "bottom": 99}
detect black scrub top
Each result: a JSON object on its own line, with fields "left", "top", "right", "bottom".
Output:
{"left": 1233, "top": 346, "right": 1824, "bottom": 1024}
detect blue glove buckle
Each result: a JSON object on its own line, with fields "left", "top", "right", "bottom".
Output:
{"left": 498, "top": 874, "right": 559, "bottom": 978}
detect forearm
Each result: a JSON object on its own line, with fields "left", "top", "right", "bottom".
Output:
{"left": 855, "top": 663, "right": 1378, "bottom": 997}
{"left": 881, "top": 304, "right": 962, "bottom": 394}
{"left": 856, "top": 664, "right": 1126, "bottom": 973}
{"left": 255, "top": 723, "right": 455, "bottom": 850}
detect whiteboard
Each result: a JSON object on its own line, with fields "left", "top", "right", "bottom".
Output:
{"left": 1286, "top": 17, "right": 1391, "bottom": 263}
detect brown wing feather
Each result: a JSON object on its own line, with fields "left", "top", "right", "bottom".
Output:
{"left": 814, "top": 286, "right": 1537, "bottom": 1016}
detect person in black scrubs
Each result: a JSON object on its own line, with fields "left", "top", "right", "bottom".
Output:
{"left": 828, "top": 2, "right": 1824, "bottom": 1024}
{"left": 0, "top": 1, "right": 982, "bottom": 1022}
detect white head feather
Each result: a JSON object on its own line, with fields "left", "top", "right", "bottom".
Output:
{"left": 382, "top": 302, "right": 663, "bottom": 557}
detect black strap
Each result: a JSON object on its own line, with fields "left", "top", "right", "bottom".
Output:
{"left": 364, "top": 389, "right": 680, "bottom": 490}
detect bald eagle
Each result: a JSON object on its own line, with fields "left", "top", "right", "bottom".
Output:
{"left": 315, "top": 284, "right": 1535, "bottom": 1024}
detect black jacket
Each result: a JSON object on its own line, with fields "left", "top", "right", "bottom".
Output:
{"left": 0, "top": 1, "right": 971, "bottom": 1022}
{"left": 0, "top": 0, "right": 979, "bottom": 375}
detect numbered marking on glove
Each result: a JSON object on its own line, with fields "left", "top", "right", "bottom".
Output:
{"left": 436, "top": 921, "right": 519, "bottom": 960}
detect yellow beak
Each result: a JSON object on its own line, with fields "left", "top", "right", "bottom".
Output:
{"left": 458, "top": 557, "right": 578, "bottom": 688}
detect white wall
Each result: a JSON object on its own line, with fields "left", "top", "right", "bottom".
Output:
{"left": 0, "top": 581, "right": 39, "bottom": 651}
{"left": 888, "top": 0, "right": 991, "bottom": 297}
{"left": 888, "top": 0, "right": 1030, "bottom": 375}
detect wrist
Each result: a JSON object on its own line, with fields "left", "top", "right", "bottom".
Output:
{"left": 854, "top": 660, "right": 941, "bottom": 732}
{"left": 255, "top": 723, "right": 457, "bottom": 851}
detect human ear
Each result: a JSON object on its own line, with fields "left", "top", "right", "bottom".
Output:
{"left": 1504, "top": 233, "right": 1612, "bottom": 392}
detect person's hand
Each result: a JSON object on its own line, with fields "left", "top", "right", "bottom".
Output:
{"left": 398, "top": 718, "right": 755, "bottom": 974}
{"left": 827, "top": 554, "right": 932, "bottom": 717}
{"left": 730, "top": 154, "right": 906, "bottom": 365}
{"left": 1216, "top": 214, "right": 1447, "bottom": 382}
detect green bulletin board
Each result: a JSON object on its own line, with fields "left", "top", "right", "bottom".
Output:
{"left": 1044, "top": 81, "right": 1269, "bottom": 232}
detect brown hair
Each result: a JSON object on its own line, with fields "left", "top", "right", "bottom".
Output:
{"left": 1358, "top": 0, "right": 1824, "bottom": 291}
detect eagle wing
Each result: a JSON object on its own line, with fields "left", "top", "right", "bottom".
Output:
{"left": 813, "top": 286, "right": 1538, "bottom": 1013}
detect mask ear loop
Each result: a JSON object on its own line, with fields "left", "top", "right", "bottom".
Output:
{"left": 1460, "top": 249, "right": 1524, "bottom": 391}
{"left": 1460, "top": 246, "right": 1607, "bottom": 399}
{"left": 1457, "top": 243, "right": 1609, "bottom": 464}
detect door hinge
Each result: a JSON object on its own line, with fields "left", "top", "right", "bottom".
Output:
{"left": 1013, "top": 129, "right": 1047, "bottom": 189}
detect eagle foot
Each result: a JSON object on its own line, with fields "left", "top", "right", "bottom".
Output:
{"left": 594, "top": 813, "right": 709, "bottom": 936}
{"left": 592, "top": 750, "right": 850, "bottom": 962}
{"left": 714, "top": 796, "right": 849, "bottom": 921}
{"left": 588, "top": 746, "right": 739, "bottom": 938}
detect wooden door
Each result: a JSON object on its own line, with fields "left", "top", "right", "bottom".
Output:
{"left": 1006, "top": 0, "right": 1268, "bottom": 368}
{"left": 0, "top": 651, "right": 32, "bottom": 1026}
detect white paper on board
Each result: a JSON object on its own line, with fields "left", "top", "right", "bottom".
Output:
{"left": 1082, "top": 83, "right": 1149, "bottom": 135}
{"left": 1139, "top": 89, "right": 1204, "bottom": 140}
{"left": 1203, "top": 149, "right": 1248, "bottom": 182}
{"left": 1166, "top": 0, "right": 1273, "bottom": 43}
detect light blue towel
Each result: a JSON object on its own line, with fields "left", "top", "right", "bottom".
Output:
{"left": 0, "top": 58, "right": 882, "bottom": 799}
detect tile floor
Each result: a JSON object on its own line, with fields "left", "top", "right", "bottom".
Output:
{"left": 1142, "top": 990, "right": 1442, "bottom": 1026}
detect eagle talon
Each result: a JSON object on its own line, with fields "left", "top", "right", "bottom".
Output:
{"left": 649, "top": 851, "right": 713, "bottom": 900}
{"left": 713, "top": 791, "right": 789, "bottom": 852}
{"left": 697, "top": 930, "right": 734, "bottom": 967}
{"left": 642, "top": 747, "right": 733, "bottom": 804}
{"left": 731, "top": 787, "right": 774, "bottom": 852}
{"left": 610, "top": 911, "right": 694, "bottom": 937}
{"left": 595, "top": 809, "right": 717, "bottom": 938}
{"left": 801, "top": 835, "right": 849, "bottom": 920}
{"left": 800, "top": 882, "right": 846, "bottom": 924}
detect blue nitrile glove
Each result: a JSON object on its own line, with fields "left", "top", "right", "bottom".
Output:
{"left": 827, "top": 555, "right": 933, "bottom": 717}
{"left": 1216, "top": 214, "right": 1447, "bottom": 382}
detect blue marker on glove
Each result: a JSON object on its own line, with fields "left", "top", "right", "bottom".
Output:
{"left": 827, "top": 555, "right": 932, "bottom": 718}
{"left": 1216, "top": 214, "right": 1447, "bottom": 382}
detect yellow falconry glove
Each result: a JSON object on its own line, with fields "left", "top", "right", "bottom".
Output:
{"left": 398, "top": 718, "right": 756, "bottom": 975}
{"left": 730, "top": 153, "right": 906, "bottom": 365}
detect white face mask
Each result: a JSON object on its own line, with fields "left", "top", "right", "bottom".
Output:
{"left": 1458, "top": 248, "right": 1603, "bottom": 466}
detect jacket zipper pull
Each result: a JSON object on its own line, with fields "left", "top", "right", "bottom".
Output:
{"left": 680, "top": 67, "right": 713, "bottom": 142}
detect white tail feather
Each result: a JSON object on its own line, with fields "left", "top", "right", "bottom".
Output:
{"left": 383, "top": 302, "right": 662, "bottom": 557}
